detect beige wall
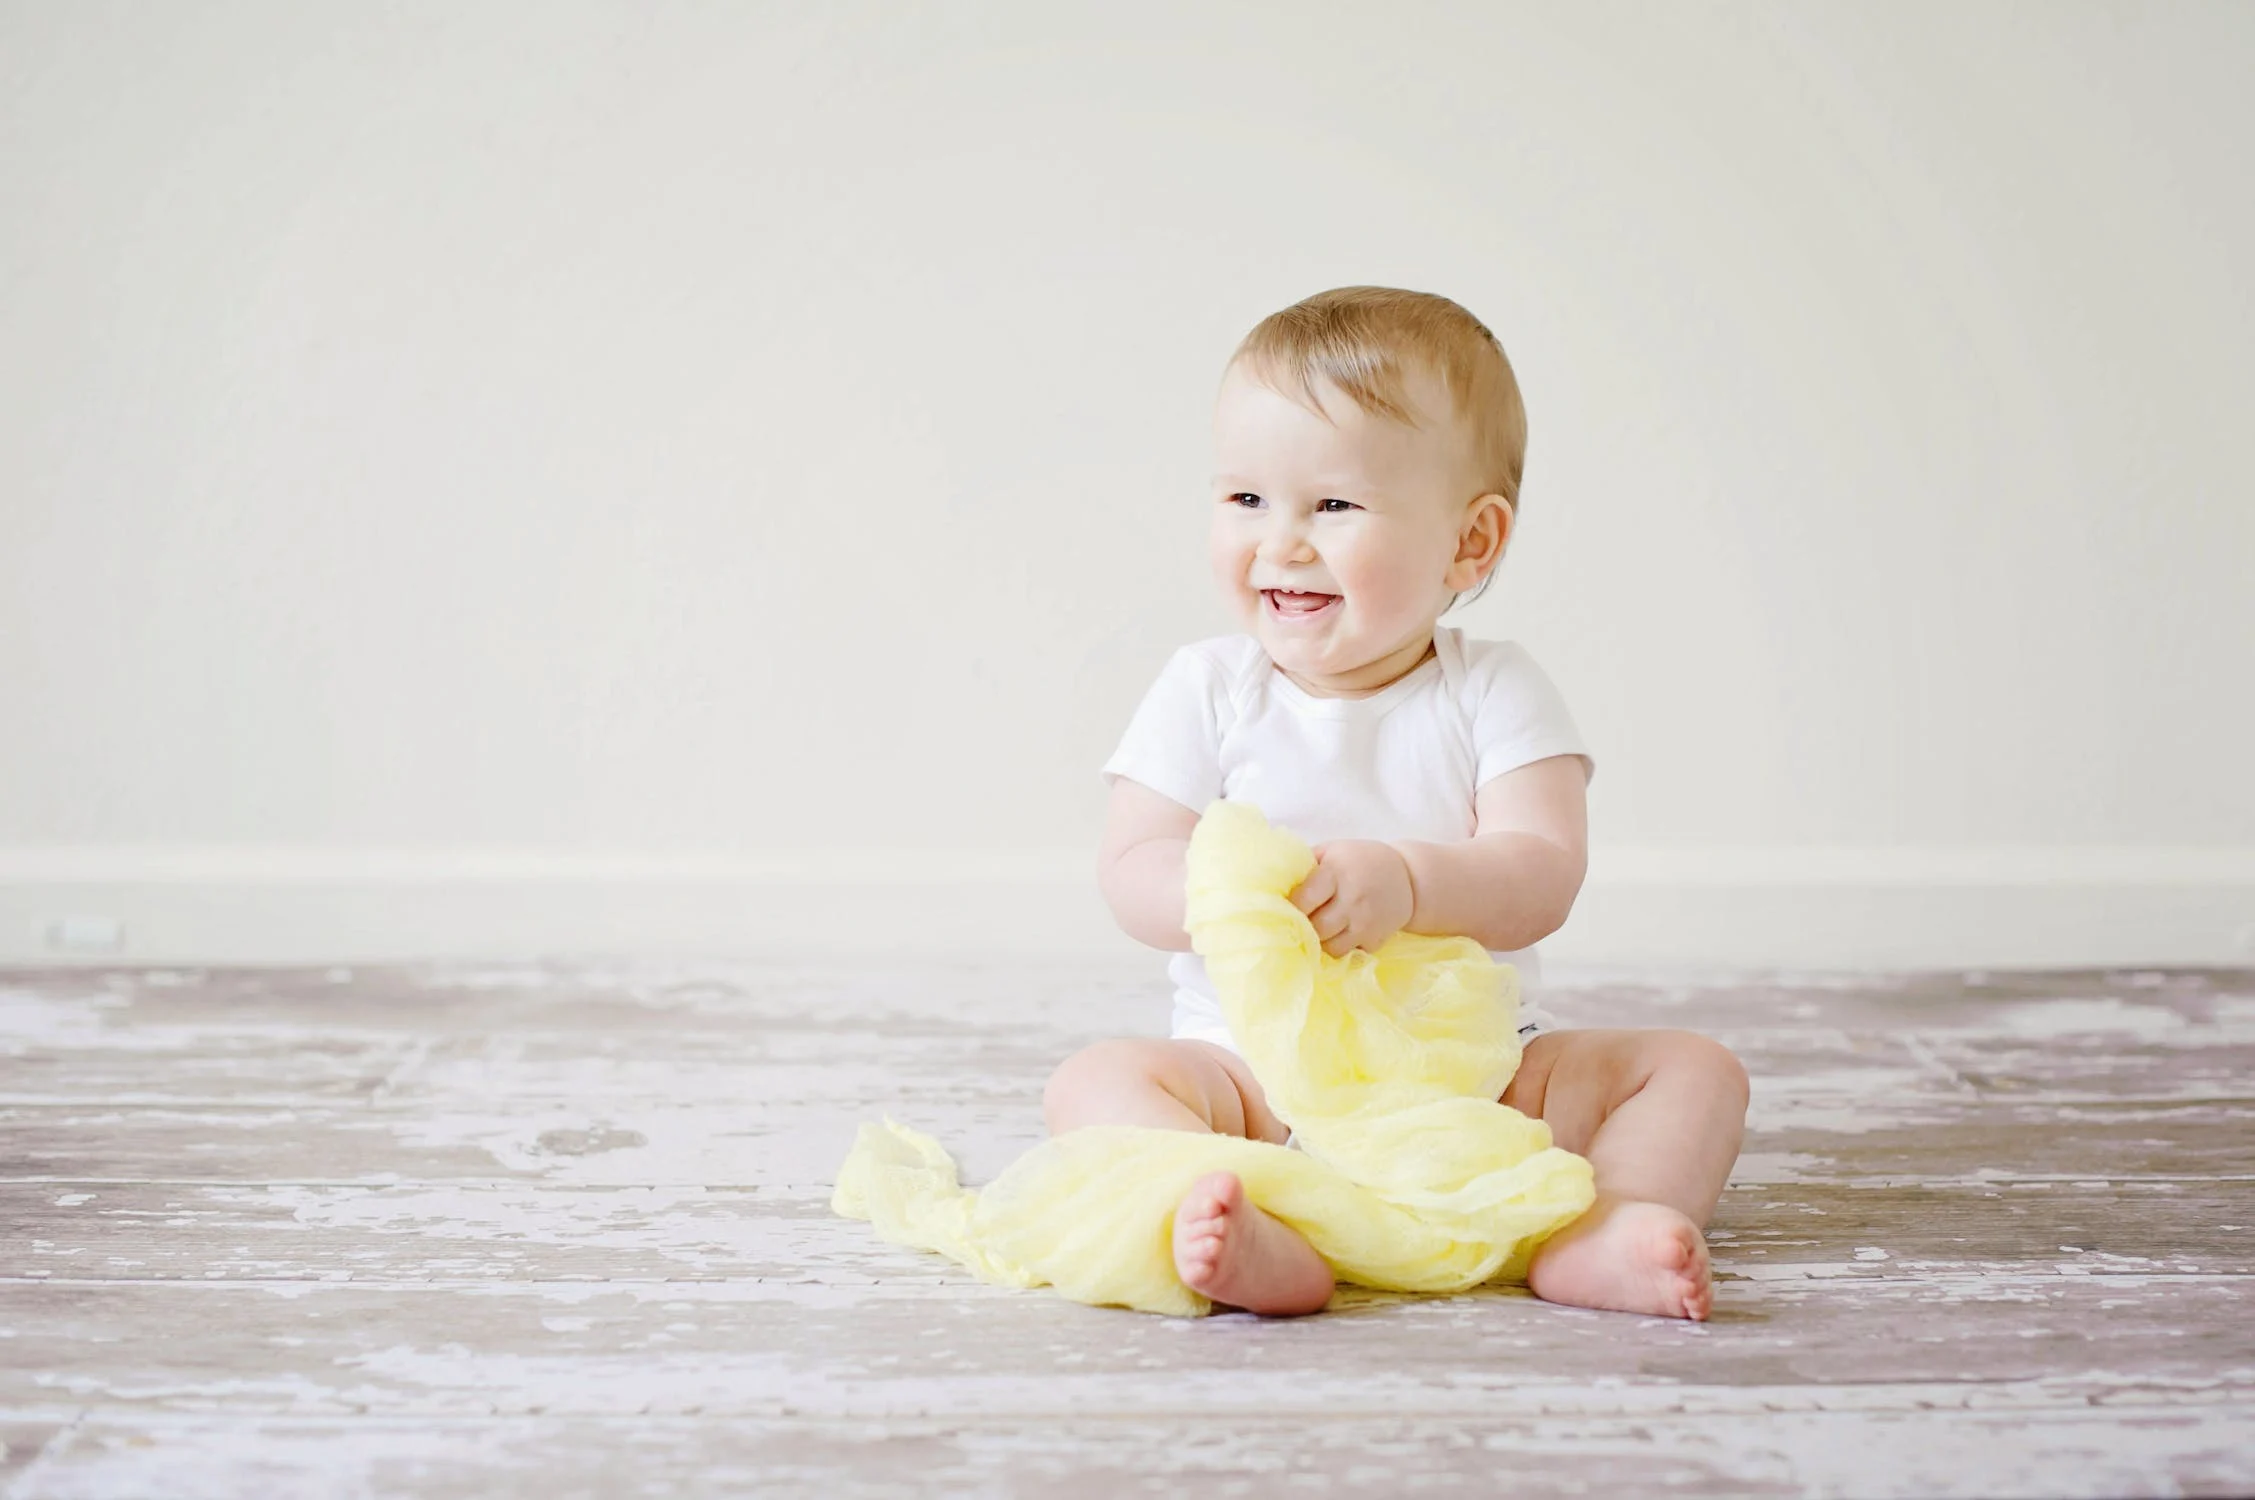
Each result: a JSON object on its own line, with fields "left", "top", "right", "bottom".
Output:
{"left": 3, "top": 1, "right": 2251, "bottom": 968}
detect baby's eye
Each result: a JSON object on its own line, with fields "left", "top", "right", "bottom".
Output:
{"left": 1235, "top": 496, "right": 1353, "bottom": 514}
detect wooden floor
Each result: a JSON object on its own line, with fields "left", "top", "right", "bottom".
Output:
{"left": 2, "top": 959, "right": 2251, "bottom": 1498}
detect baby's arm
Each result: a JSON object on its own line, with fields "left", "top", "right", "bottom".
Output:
{"left": 1394, "top": 753, "right": 1589, "bottom": 952}
{"left": 1096, "top": 775, "right": 1201, "bottom": 951}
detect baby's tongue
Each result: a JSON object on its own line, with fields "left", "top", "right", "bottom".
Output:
{"left": 1276, "top": 591, "right": 1335, "bottom": 613}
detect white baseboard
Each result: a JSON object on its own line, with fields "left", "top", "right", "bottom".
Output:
{"left": 3, "top": 846, "right": 2253, "bottom": 969}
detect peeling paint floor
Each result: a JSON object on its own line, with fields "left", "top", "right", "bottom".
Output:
{"left": 3, "top": 960, "right": 2252, "bottom": 1497}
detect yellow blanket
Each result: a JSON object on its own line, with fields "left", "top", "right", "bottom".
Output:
{"left": 830, "top": 798, "right": 1596, "bottom": 1316}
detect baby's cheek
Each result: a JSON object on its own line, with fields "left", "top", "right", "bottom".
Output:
{"left": 1342, "top": 555, "right": 1421, "bottom": 620}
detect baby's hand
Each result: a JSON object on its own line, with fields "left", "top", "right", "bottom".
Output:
{"left": 1289, "top": 840, "right": 1415, "bottom": 959}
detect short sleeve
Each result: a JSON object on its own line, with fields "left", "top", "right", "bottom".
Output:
{"left": 1100, "top": 645, "right": 1225, "bottom": 815}
{"left": 1469, "top": 642, "right": 1597, "bottom": 790}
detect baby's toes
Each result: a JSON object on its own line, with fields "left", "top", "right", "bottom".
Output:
{"left": 1215, "top": 1172, "right": 1254, "bottom": 1217}
{"left": 1677, "top": 1243, "right": 1714, "bottom": 1320}
{"left": 1679, "top": 1268, "right": 1713, "bottom": 1321}
{"left": 1186, "top": 1171, "right": 1241, "bottom": 1221}
{"left": 1174, "top": 1175, "right": 1238, "bottom": 1256}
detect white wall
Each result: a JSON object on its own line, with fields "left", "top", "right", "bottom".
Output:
{"left": 3, "top": 1, "right": 2251, "bottom": 969}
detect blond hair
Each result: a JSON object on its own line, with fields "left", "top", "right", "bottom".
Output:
{"left": 1226, "top": 285, "right": 1528, "bottom": 611}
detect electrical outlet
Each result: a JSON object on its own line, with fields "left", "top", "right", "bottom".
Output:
{"left": 47, "top": 915, "right": 126, "bottom": 953}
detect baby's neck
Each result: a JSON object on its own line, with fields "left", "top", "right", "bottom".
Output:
{"left": 1274, "top": 630, "right": 1437, "bottom": 700}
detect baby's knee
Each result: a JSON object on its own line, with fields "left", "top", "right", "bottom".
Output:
{"left": 1661, "top": 1031, "right": 1750, "bottom": 1111}
{"left": 1042, "top": 1037, "right": 1173, "bottom": 1132}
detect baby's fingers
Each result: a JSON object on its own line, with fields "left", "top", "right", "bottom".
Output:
{"left": 1290, "top": 864, "right": 1336, "bottom": 915}
{"left": 1309, "top": 902, "right": 1356, "bottom": 958}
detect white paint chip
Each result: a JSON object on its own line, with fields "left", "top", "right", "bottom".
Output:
{"left": 1998, "top": 998, "right": 2191, "bottom": 1038}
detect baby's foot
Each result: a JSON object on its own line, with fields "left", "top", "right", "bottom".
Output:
{"left": 1172, "top": 1171, "right": 1334, "bottom": 1316}
{"left": 1526, "top": 1197, "right": 1713, "bottom": 1320}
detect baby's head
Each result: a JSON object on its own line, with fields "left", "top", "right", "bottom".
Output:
{"left": 1209, "top": 285, "right": 1527, "bottom": 696}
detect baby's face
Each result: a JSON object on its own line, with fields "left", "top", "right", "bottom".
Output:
{"left": 1209, "top": 359, "right": 1498, "bottom": 692}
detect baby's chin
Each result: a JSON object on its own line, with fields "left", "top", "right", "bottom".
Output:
{"left": 1248, "top": 598, "right": 1443, "bottom": 681}
{"left": 1251, "top": 614, "right": 1356, "bottom": 672}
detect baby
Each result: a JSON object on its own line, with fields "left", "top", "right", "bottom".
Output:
{"left": 1044, "top": 285, "right": 1750, "bottom": 1321}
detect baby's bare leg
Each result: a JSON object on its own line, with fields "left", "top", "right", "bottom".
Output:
{"left": 1042, "top": 1038, "right": 1330, "bottom": 1315}
{"left": 1501, "top": 1028, "right": 1750, "bottom": 1321}
{"left": 1042, "top": 1037, "right": 1285, "bottom": 1139}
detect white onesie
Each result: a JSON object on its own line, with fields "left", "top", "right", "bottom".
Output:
{"left": 1101, "top": 624, "right": 1596, "bottom": 1055}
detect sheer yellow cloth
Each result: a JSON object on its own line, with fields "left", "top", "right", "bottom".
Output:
{"left": 830, "top": 798, "right": 1596, "bottom": 1316}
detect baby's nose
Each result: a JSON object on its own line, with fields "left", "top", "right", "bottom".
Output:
{"left": 1257, "top": 519, "right": 1315, "bottom": 559}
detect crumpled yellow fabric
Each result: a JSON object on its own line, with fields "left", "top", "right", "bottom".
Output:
{"left": 830, "top": 798, "right": 1597, "bottom": 1316}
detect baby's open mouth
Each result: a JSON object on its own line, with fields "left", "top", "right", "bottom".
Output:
{"left": 1264, "top": 589, "right": 1340, "bottom": 620}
